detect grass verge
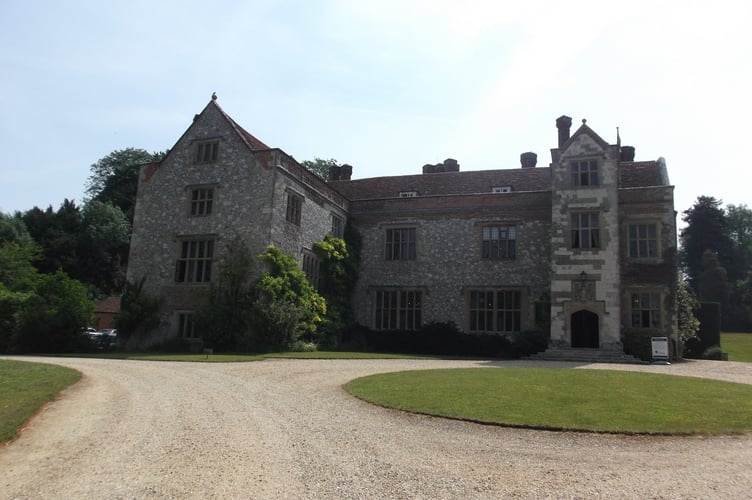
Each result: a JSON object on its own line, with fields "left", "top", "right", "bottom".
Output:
{"left": 0, "top": 360, "right": 81, "bottom": 443}
{"left": 722, "top": 333, "right": 752, "bottom": 362}
{"left": 345, "top": 368, "right": 752, "bottom": 435}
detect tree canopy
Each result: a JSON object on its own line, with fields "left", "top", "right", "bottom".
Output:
{"left": 300, "top": 157, "right": 340, "bottom": 180}
{"left": 681, "top": 197, "right": 752, "bottom": 331}
{"left": 86, "top": 147, "right": 167, "bottom": 222}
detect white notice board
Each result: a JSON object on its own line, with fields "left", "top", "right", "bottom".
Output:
{"left": 651, "top": 337, "right": 669, "bottom": 360}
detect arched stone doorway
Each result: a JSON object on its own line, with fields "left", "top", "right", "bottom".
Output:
{"left": 571, "top": 309, "right": 599, "bottom": 348}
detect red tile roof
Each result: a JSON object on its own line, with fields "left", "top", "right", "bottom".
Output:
{"left": 619, "top": 161, "right": 664, "bottom": 188}
{"left": 329, "top": 168, "right": 553, "bottom": 200}
{"left": 95, "top": 296, "right": 121, "bottom": 314}
{"left": 329, "top": 160, "right": 668, "bottom": 201}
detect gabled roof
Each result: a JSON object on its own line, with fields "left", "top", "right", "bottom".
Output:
{"left": 560, "top": 121, "right": 611, "bottom": 152}
{"left": 329, "top": 167, "right": 552, "bottom": 200}
{"left": 219, "top": 105, "right": 271, "bottom": 151}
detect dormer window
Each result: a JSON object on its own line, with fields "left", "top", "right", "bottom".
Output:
{"left": 196, "top": 141, "right": 219, "bottom": 163}
{"left": 492, "top": 186, "right": 512, "bottom": 193}
{"left": 571, "top": 159, "right": 598, "bottom": 186}
{"left": 399, "top": 191, "right": 418, "bottom": 198}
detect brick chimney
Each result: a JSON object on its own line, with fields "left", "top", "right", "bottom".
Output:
{"left": 619, "top": 146, "right": 635, "bottom": 162}
{"left": 520, "top": 152, "right": 537, "bottom": 168}
{"left": 341, "top": 164, "right": 353, "bottom": 180}
{"left": 328, "top": 165, "right": 341, "bottom": 181}
{"left": 556, "top": 115, "right": 572, "bottom": 147}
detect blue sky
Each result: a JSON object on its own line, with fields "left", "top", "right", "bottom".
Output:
{"left": 1, "top": 0, "right": 750, "bottom": 220}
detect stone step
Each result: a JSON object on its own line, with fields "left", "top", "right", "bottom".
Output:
{"left": 525, "top": 348, "right": 646, "bottom": 364}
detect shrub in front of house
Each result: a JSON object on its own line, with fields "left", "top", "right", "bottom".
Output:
{"left": 511, "top": 329, "right": 549, "bottom": 357}
{"left": 340, "top": 322, "right": 514, "bottom": 358}
{"left": 623, "top": 328, "right": 660, "bottom": 361}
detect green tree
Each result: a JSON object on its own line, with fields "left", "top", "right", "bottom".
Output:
{"left": 300, "top": 157, "right": 340, "bottom": 180}
{"left": 0, "top": 240, "right": 42, "bottom": 352}
{"left": 250, "top": 246, "right": 326, "bottom": 351}
{"left": 196, "top": 235, "right": 255, "bottom": 350}
{"left": 0, "top": 212, "right": 33, "bottom": 245}
{"left": 14, "top": 270, "right": 94, "bottom": 353}
{"left": 86, "top": 148, "right": 167, "bottom": 222}
{"left": 680, "top": 196, "right": 735, "bottom": 287}
{"left": 21, "top": 200, "right": 83, "bottom": 277}
{"left": 677, "top": 273, "right": 700, "bottom": 345}
{"left": 79, "top": 200, "right": 132, "bottom": 294}
{"left": 115, "top": 277, "right": 161, "bottom": 343}
{"left": 313, "top": 225, "right": 362, "bottom": 346}
{"left": 726, "top": 203, "right": 752, "bottom": 275}
{"left": 697, "top": 250, "right": 731, "bottom": 304}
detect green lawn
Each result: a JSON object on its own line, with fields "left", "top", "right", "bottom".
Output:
{"left": 345, "top": 368, "right": 752, "bottom": 435}
{"left": 722, "top": 333, "right": 752, "bottom": 362}
{"left": 0, "top": 360, "right": 81, "bottom": 443}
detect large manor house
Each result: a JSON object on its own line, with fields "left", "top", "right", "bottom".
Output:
{"left": 127, "top": 96, "right": 678, "bottom": 358}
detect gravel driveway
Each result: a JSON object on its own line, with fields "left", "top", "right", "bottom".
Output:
{"left": 1, "top": 357, "right": 751, "bottom": 499}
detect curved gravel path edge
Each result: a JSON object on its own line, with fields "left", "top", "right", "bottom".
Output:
{"left": 0, "top": 356, "right": 750, "bottom": 499}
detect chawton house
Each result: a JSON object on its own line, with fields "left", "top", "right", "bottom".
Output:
{"left": 127, "top": 96, "right": 679, "bottom": 358}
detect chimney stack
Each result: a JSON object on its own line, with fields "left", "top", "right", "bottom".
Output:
{"left": 520, "top": 152, "right": 537, "bottom": 168}
{"left": 556, "top": 115, "right": 572, "bottom": 147}
{"left": 619, "top": 146, "right": 635, "bottom": 162}
{"left": 328, "top": 165, "right": 341, "bottom": 181}
{"left": 341, "top": 164, "right": 353, "bottom": 180}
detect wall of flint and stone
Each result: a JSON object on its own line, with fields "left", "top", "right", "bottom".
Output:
{"left": 127, "top": 103, "right": 678, "bottom": 351}
{"left": 127, "top": 103, "right": 347, "bottom": 344}
{"left": 349, "top": 191, "right": 552, "bottom": 332}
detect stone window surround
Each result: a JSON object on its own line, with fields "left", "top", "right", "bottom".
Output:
{"left": 186, "top": 183, "right": 218, "bottom": 217}
{"left": 372, "top": 287, "right": 424, "bottom": 331}
{"left": 384, "top": 226, "right": 417, "bottom": 261}
{"left": 626, "top": 220, "right": 662, "bottom": 261}
{"left": 630, "top": 289, "right": 663, "bottom": 329}
{"left": 464, "top": 287, "right": 525, "bottom": 334}
{"left": 331, "top": 213, "right": 344, "bottom": 238}
{"left": 569, "top": 211, "right": 601, "bottom": 250}
{"left": 193, "top": 136, "right": 223, "bottom": 164}
{"left": 568, "top": 157, "right": 601, "bottom": 187}
{"left": 175, "top": 310, "right": 198, "bottom": 339}
{"left": 285, "top": 188, "right": 304, "bottom": 226}
{"left": 480, "top": 224, "right": 517, "bottom": 260}
{"left": 174, "top": 234, "right": 217, "bottom": 285}
{"left": 300, "top": 248, "right": 321, "bottom": 290}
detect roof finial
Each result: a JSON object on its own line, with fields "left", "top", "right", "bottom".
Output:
{"left": 582, "top": 118, "right": 587, "bottom": 124}
{"left": 211, "top": 92, "right": 217, "bottom": 101}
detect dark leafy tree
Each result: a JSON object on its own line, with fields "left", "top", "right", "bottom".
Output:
{"left": 313, "top": 224, "right": 362, "bottom": 347}
{"left": 13, "top": 270, "right": 94, "bottom": 353}
{"left": 115, "top": 277, "right": 161, "bottom": 342}
{"left": 195, "top": 235, "right": 255, "bottom": 350}
{"left": 21, "top": 200, "right": 83, "bottom": 277}
{"left": 0, "top": 240, "right": 42, "bottom": 351}
{"left": 78, "top": 200, "right": 131, "bottom": 294}
{"left": 726, "top": 204, "right": 752, "bottom": 276}
{"left": 86, "top": 148, "right": 167, "bottom": 222}
{"left": 300, "top": 157, "right": 340, "bottom": 180}
{"left": 697, "top": 250, "right": 731, "bottom": 304}
{"left": 0, "top": 212, "right": 33, "bottom": 245}
{"left": 680, "top": 196, "right": 735, "bottom": 287}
